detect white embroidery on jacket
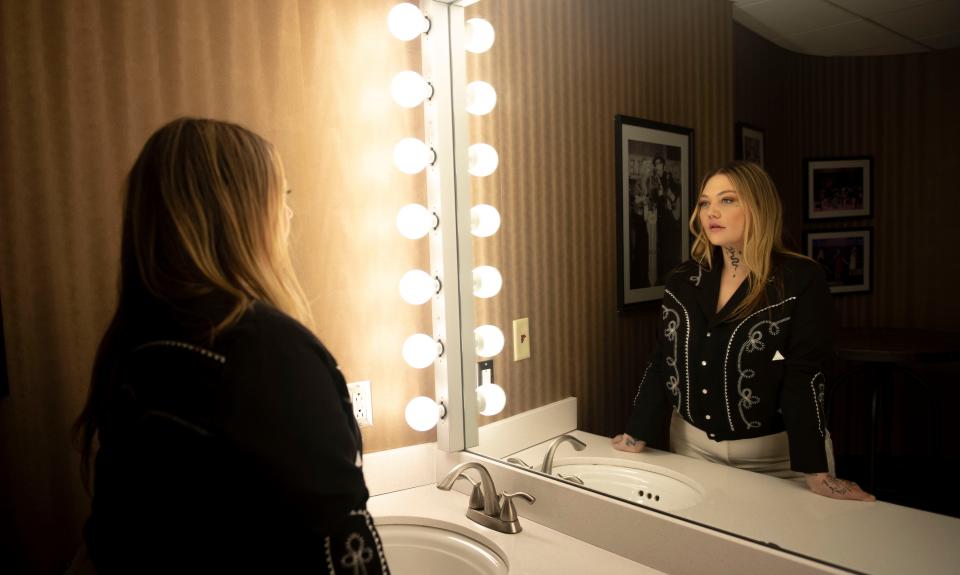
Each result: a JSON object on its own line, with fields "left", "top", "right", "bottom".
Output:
{"left": 633, "top": 362, "right": 653, "bottom": 406}
{"left": 689, "top": 265, "right": 703, "bottom": 286}
{"left": 664, "top": 289, "right": 692, "bottom": 421}
{"left": 723, "top": 297, "right": 797, "bottom": 432}
{"left": 810, "top": 372, "right": 826, "bottom": 438}
{"left": 352, "top": 509, "right": 388, "bottom": 574}
{"left": 324, "top": 536, "right": 336, "bottom": 574}
{"left": 736, "top": 318, "right": 791, "bottom": 429}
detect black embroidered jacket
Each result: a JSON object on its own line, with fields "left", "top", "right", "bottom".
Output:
{"left": 626, "top": 251, "right": 834, "bottom": 473}
{"left": 85, "top": 300, "right": 388, "bottom": 574}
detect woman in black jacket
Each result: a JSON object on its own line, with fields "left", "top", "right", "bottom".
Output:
{"left": 73, "top": 118, "right": 390, "bottom": 573}
{"left": 612, "top": 161, "right": 873, "bottom": 502}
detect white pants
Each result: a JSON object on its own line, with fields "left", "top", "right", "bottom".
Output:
{"left": 669, "top": 412, "right": 835, "bottom": 480}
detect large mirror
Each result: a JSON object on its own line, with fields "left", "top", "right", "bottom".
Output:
{"left": 456, "top": 0, "right": 960, "bottom": 573}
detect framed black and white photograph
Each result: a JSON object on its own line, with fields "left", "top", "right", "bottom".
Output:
{"left": 805, "top": 228, "right": 872, "bottom": 294}
{"left": 804, "top": 157, "right": 872, "bottom": 220}
{"left": 735, "top": 122, "right": 764, "bottom": 168}
{"left": 1, "top": 294, "right": 7, "bottom": 398}
{"left": 615, "top": 115, "right": 694, "bottom": 310}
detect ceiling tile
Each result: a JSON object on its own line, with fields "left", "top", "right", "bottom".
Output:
{"left": 829, "top": 0, "right": 941, "bottom": 17}
{"left": 850, "top": 36, "right": 932, "bottom": 54}
{"left": 732, "top": 5, "right": 806, "bottom": 52}
{"left": 788, "top": 19, "right": 923, "bottom": 55}
{"left": 872, "top": 0, "right": 960, "bottom": 39}
{"left": 737, "top": 0, "right": 860, "bottom": 36}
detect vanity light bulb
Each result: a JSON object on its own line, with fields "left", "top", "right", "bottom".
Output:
{"left": 474, "top": 324, "right": 505, "bottom": 358}
{"left": 402, "top": 333, "right": 440, "bottom": 369}
{"left": 464, "top": 18, "right": 495, "bottom": 54}
{"left": 396, "top": 203, "right": 436, "bottom": 239}
{"left": 391, "top": 71, "right": 433, "bottom": 108}
{"left": 472, "top": 266, "right": 502, "bottom": 299}
{"left": 393, "top": 138, "right": 435, "bottom": 175}
{"left": 476, "top": 383, "right": 506, "bottom": 416}
{"left": 465, "top": 81, "right": 497, "bottom": 116}
{"left": 468, "top": 143, "right": 499, "bottom": 177}
{"left": 399, "top": 269, "right": 438, "bottom": 305}
{"left": 470, "top": 204, "right": 501, "bottom": 237}
{"left": 388, "top": 3, "right": 429, "bottom": 41}
{"left": 405, "top": 396, "right": 440, "bottom": 431}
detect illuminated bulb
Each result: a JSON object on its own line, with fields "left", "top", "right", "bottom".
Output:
{"left": 396, "top": 204, "right": 436, "bottom": 239}
{"left": 405, "top": 396, "right": 441, "bottom": 431}
{"left": 403, "top": 333, "right": 441, "bottom": 368}
{"left": 468, "top": 143, "right": 498, "bottom": 177}
{"left": 394, "top": 138, "right": 436, "bottom": 174}
{"left": 472, "top": 266, "right": 502, "bottom": 299}
{"left": 474, "top": 324, "right": 505, "bottom": 358}
{"left": 391, "top": 71, "right": 433, "bottom": 108}
{"left": 464, "top": 18, "right": 495, "bottom": 53}
{"left": 470, "top": 204, "right": 501, "bottom": 237}
{"left": 388, "top": 3, "right": 430, "bottom": 41}
{"left": 477, "top": 383, "right": 506, "bottom": 416}
{"left": 465, "top": 81, "right": 497, "bottom": 115}
{"left": 399, "top": 269, "right": 438, "bottom": 305}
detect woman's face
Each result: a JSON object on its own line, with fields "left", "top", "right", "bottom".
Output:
{"left": 698, "top": 174, "right": 746, "bottom": 250}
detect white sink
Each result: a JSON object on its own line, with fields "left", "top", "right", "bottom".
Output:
{"left": 377, "top": 517, "right": 509, "bottom": 575}
{"left": 552, "top": 458, "right": 705, "bottom": 511}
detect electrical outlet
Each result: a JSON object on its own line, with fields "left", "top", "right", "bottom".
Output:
{"left": 478, "top": 359, "right": 494, "bottom": 387}
{"left": 347, "top": 380, "right": 373, "bottom": 427}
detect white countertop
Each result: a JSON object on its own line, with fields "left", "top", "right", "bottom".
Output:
{"left": 368, "top": 484, "right": 665, "bottom": 575}
{"left": 504, "top": 430, "right": 960, "bottom": 575}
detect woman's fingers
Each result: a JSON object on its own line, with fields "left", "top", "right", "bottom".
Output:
{"left": 611, "top": 433, "right": 645, "bottom": 452}
{"left": 807, "top": 475, "right": 876, "bottom": 501}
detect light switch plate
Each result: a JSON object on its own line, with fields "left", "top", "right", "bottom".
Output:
{"left": 347, "top": 380, "right": 373, "bottom": 427}
{"left": 513, "top": 317, "right": 530, "bottom": 361}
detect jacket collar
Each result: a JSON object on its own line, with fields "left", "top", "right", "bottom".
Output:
{"left": 690, "top": 249, "right": 784, "bottom": 327}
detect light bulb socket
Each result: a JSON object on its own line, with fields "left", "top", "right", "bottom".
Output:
{"left": 423, "top": 15, "right": 433, "bottom": 36}
{"left": 431, "top": 212, "right": 440, "bottom": 230}
{"left": 425, "top": 81, "right": 435, "bottom": 101}
{"left": 433, "top": 276, "right": 442, "bottom": 294}
{"left": 438, "top": 401, "right": 447, "bottom": 420}
{"left": 436, "top": 339, "right": 445, "bottom": 358}
{"left": 427, "top": 147, "right": 438, "bottom": 166}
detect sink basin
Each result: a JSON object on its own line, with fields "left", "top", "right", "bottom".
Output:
{"left": 377, "top": 518, "right": 508, "bottom": 575}
{"left": 552, "top": 459, "right": 704, "bottom": 511}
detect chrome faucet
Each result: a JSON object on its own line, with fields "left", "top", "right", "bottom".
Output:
{"left": 539, "top": 434, "right": 587, "bottom": 474}
{"left": 437, "top": 462, "right": 535, "bottom": 534}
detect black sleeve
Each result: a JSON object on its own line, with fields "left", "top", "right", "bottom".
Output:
{"left": 219, "top": 310, "right": 388, "bottom": 573}
{"left": 625, "top": 290, "right": 674, "bottom": 447}
{"left": 780, "top": 264, "right": 833, "bottom": 473}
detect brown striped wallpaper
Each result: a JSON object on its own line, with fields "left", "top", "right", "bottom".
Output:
{"left": 465, "top": 0, "right": 734, "bottom": 439}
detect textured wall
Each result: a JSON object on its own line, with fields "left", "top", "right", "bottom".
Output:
{"left": 465, "top": 0, "right": 734, "bottom": 438}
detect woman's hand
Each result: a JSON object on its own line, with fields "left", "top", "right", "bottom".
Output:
{"left": 804, "top": 473, "right": 876, "bottom": 501}
{"left": 611, "top": 433, "right": 646, "bottom": 453}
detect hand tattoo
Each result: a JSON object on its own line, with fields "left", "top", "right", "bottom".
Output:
{"left": 822, "top": 476, "right": 850, "bottom": 495}
{"left": 725, "top": 246, "right": 741, "bottom": 278}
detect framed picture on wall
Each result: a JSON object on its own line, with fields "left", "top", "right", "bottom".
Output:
{"left": 804, "top": 157, "right": 872, "bottom": 220}
{"left": 615, "top": 115, "right": 694, "bottom": 310}
{"left": 735, "top": 122, "right": 764, "bottom": 167}
{"left": 805, "top": 228, "right": 872, "bottom": 294}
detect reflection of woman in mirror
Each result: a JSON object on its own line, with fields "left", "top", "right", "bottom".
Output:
{"left": 72, "top": 118, "right": 389, "bottom": 572}
{"left": 611, "top": 161, "right": 874, "bottom": 502}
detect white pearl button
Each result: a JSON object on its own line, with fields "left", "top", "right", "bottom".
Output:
{"left": 701, "top": 360, "right": 707, "bottom": 366}
{"left": 709, "top": 433, "right": 716, "bottom": 438}
{"left": 702, "top": 388, "right": 708, "bottom": 394}
{"left": 706, "top": 332, "right": 711, "bottom": 337}
{"left": 705, "top": 414, "right": 712, "bottom": 420}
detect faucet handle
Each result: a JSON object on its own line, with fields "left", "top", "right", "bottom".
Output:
{"left": 497, "top": 491, "right": 536, "bottom": 523}
{"left": 505, "top": 457, "right": 533, "bottom": 469}
{"left": 452, "top": 474, "right": 485, "bottom": 510}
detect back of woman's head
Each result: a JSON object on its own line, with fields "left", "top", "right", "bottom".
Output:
{"left": 121, "top": 117, "right": 311, "bottom": 331}
{"left": 75, "top": 118, "right": 312, "bottom": 488}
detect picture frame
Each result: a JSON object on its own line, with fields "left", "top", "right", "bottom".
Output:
{"left": 735, "top": 122, "right": 764, "bottom": 168}
{"left": 1, "top": 294, "right": 7, "bottom": 398}
{"left": 615, "top": 115, "right": 694, "bottom": 311}
{"left": 804, "top": 228, "right": 872, "bottom": 294}
{"left": 804, "top": 157, "right": 872, "bottom": 220}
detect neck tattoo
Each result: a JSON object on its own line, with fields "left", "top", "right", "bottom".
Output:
{"left": 726, "top": 246, "right": 741, "bottom": 278}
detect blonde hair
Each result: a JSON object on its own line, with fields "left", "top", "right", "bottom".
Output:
{"left": 688, "top": 161, "right": 808, "bottom": 321}
{"left": 75, "top": 117, "right": 313, "bottom": 488}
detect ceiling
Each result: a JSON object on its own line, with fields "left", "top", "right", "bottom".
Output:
{"left": 731, "top": 0, "right": 960, "bottom": 55}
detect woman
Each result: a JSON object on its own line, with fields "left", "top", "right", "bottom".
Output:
{"left": 611, "top": 161, "right": 873, "bottom": 502}
{"left": 73, "top": 118, "right": 390, "bottom": 573}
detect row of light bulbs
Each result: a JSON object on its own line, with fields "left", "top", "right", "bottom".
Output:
{"left": 388, "top": 2, "right": 507, "bottom": 431}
